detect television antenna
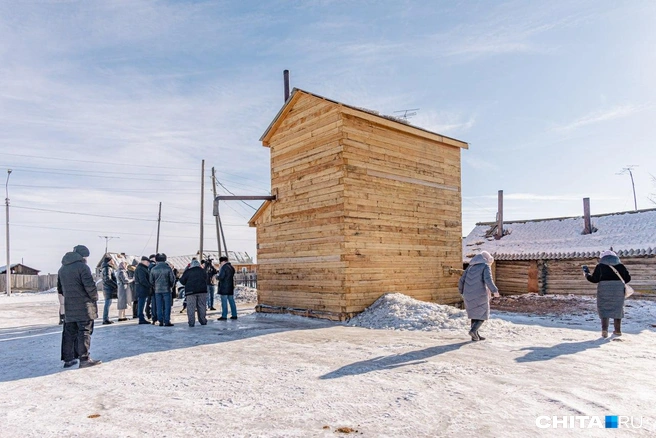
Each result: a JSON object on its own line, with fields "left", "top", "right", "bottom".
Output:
{"left": 617, "top": 165, "right": 638, "bottom": 211}
{"left": 393, "top": 108, "right": 419, "bottom": 120}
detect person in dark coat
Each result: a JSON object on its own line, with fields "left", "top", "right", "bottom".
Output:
{"left": 458, "top": 251, "right": 500, "bottom": 341}
{"left": 134, "top": 256, "right": 152, "bottom": 324}
{"left": 203, "top": 258, "right": 218, "bottom": 311}
{"left": 179, "top": 259, "right": 208, "bottom": 327}
{"left": 129, "top": 260, "right": 138, "bottom": 319}
{"left": 217, "top": 256, "right": 237, "bottom": 320}
{"left": 101, "top": 256, "right": 118, "bottom": 325}
{"left": 584, "top": 249, "right": 631, "bottom": 338}
{"left": 58, "top": 245, "right": 101, "bottom": 368}
{"left": 149, "top": 253, "right": 176, "bottom": 326}
{"left": 145, "top": 254, "right": 157, "bottom": 323}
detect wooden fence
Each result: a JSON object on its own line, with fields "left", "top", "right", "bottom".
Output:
{"left": 0, "top": 274, "right": 58, "bottom": 292}
{"left": 234, "top": 272, "right": 257, "bottom": 289}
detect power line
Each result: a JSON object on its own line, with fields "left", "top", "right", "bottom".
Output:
{"left": 11, "top": 204, "right": 250, "bottom": 227}
{"left": 4, "top": 167, "right": 199, "bottom": 183}
{"left": 3, "top": 152, "right": 197, "bottom": 170}
{"left": 13, "top": 223, "right": 255, "bottom": 240}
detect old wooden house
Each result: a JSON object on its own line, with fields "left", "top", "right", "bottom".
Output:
{"left": 462, "top": 208, "right": 656, "bottom": 296}
{"left": 249, "top": 88, "right": 469, "bottom": 320}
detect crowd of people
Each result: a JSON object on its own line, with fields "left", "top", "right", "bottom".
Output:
{"left": 57, "top": 243, "right": 633, "bottom": 369}
{"left": 57, "top": 246, "right": 236, "bottom": 368}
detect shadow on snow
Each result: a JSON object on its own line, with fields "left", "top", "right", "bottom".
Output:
{"left": 0, "top": 308, "right": 332, "bottom": 383}
{"left": 319, "top": 341, "right": 469, "bottom": 379}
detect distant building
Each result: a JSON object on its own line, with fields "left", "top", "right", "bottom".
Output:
{"left": 167, "top": 251, "right": 255, "bottom": 273}
{"left": 463, "top": 208, "right": 656, "bottom": 296}
{"left": 0, "top": 263, "right": 40, "bottom": 275}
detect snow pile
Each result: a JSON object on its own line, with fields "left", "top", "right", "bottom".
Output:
{"left": 348, "top": 293, "right": 468, "bottom": 331}
{"left": 234, "top": 285, "right": 257, "bottom": 303}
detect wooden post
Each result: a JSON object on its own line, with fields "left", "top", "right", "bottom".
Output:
{"left": 218, "top": 206, "right": 228, "bottom": 258}
{"left": 583, "top": 197, "right": 592, "bottom": 234}
{"left": 211, "top": 167, "right": 222, "bottom": 256}
{"left": 200, "top": 160, "right": 205, "bottom": 260}
{"left": 495, "top": 190, "right": 503, "bottom": 240}
{"left": 156, "top": 202, "right": 162, "bottom": 253}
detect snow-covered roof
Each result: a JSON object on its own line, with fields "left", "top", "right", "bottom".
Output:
{"left": 463, "top": 208, "right": 656, "bottom": 262}
{"left": 166, "top": 251, "right": 254, "bottom": 271}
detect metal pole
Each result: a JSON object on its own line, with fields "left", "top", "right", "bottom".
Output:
{"left": 629, "top": 168, "right": 638, "bottom": 211}
{"left": 5, "top": 169, "right": 12, "bottom": 296}
{"left": 99, "top": 235, "right": 119, "bottom": 255}
{"left": 200, "top": 160, "right": 205, "bottom": 260}
{"left": 211, "top": 167, "right": 222, "bottom": 256}
{"left": 156, "top": 202, "right": 162, "bottom": 253}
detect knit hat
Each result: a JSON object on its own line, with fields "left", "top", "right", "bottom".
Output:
{"left": 74, "top": 245, "right": 90, "bottom": 257}
{"left": 600, "top": 250, "right": 617, "bottom": 259}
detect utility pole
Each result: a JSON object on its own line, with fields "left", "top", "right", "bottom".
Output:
{"left": 216, "top": 200, "right": 229, "bottom": 258}
{"left": 155, "top": 202, "right": 162, "bottom": 253}
{"left": 211, "top": 167, "right": 222, "bottom": 256}
{"left": 618, "top": 166, "right": 638, "bottom": 211}
{"left": 99, "top": 235, "right": 119, "bottom": 254}
{"left": 200, "top": 160, "right": 205, "bottom": 260}
{"left": 5, "top": 169, "right": 12, "bottom": 296}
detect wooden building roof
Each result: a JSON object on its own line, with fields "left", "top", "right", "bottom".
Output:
{"left": 463, "top": 208, "right": 656, "bottom": 261}
{"left": 260, "top": 88, "right": 469, "bottom": 149}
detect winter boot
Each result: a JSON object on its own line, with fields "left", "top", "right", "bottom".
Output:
{"left": 476, "top": 331, "right": 486, "bottom": 341}
{"left": 468, "top": 330, "right": 480, "bottom": 341}
{"left": 79, "top": 358, "right": 102, "bottom": 368}
{"left": 63, "top": 359, "right": 78, "bottom": 368}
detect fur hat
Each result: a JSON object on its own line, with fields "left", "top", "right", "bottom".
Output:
{"left": 600, "top": 249, "right": 617, "bottom": 259}
{"left": 141, "top": 256, "right": 150, "bottom": 262}
{"left": 191, "top": 259, "right": 201, "bottom": 268}
{"left": 155, "top": 253, "right": 166, "bottom": 262}
{"left": 73, "top": 245, "right": 90, "bottom": 257}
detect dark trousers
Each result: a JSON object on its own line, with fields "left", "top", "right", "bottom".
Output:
{"left": 155, "top": 293, "right": 172, "bottom": 325}
{"left": 601, "top": 318, "right": 622, "bottom": 333}
{"left": 132, "top": 300, "right": 138, "bottom": 319}
{"left": 147, "top": 295, "right": 159, "bottom": 321}
{"left": 137, "top": 296, "right": 148, "bottom": 322}
{"left": 61, "top": 320, "right": 94, "bottom": 362}
{"left": 470, "top": 319, "right": 484, "bottom": 332}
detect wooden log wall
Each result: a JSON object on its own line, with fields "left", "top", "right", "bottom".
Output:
{"left": 340, "top": 114, "right": 463, "bottom": 313}
{"left": 495, "top": 261, "right": 533, "bottom": 295}
{"left": 255, "top": 94, "right": 348, "bottom": 317}
{"left": 493, "top": 257, "right": 656, "bottom": 297}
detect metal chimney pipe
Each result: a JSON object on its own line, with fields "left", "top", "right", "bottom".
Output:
{"left": 495, "top": 190, "right": 503, "bottom": 240}
{"left": 283, "top": 70, "right": 290, "bottom": 102}
{"left": 583, "top": 197, "right": 592, "bottom": 234}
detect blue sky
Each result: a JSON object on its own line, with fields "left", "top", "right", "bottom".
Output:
{"left": 1, "top": 0, "right": 655, "bottom": 273}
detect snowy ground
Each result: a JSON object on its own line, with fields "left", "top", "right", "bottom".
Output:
{"left": 1, "top": 291, "right": 655, "bottom": 437}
